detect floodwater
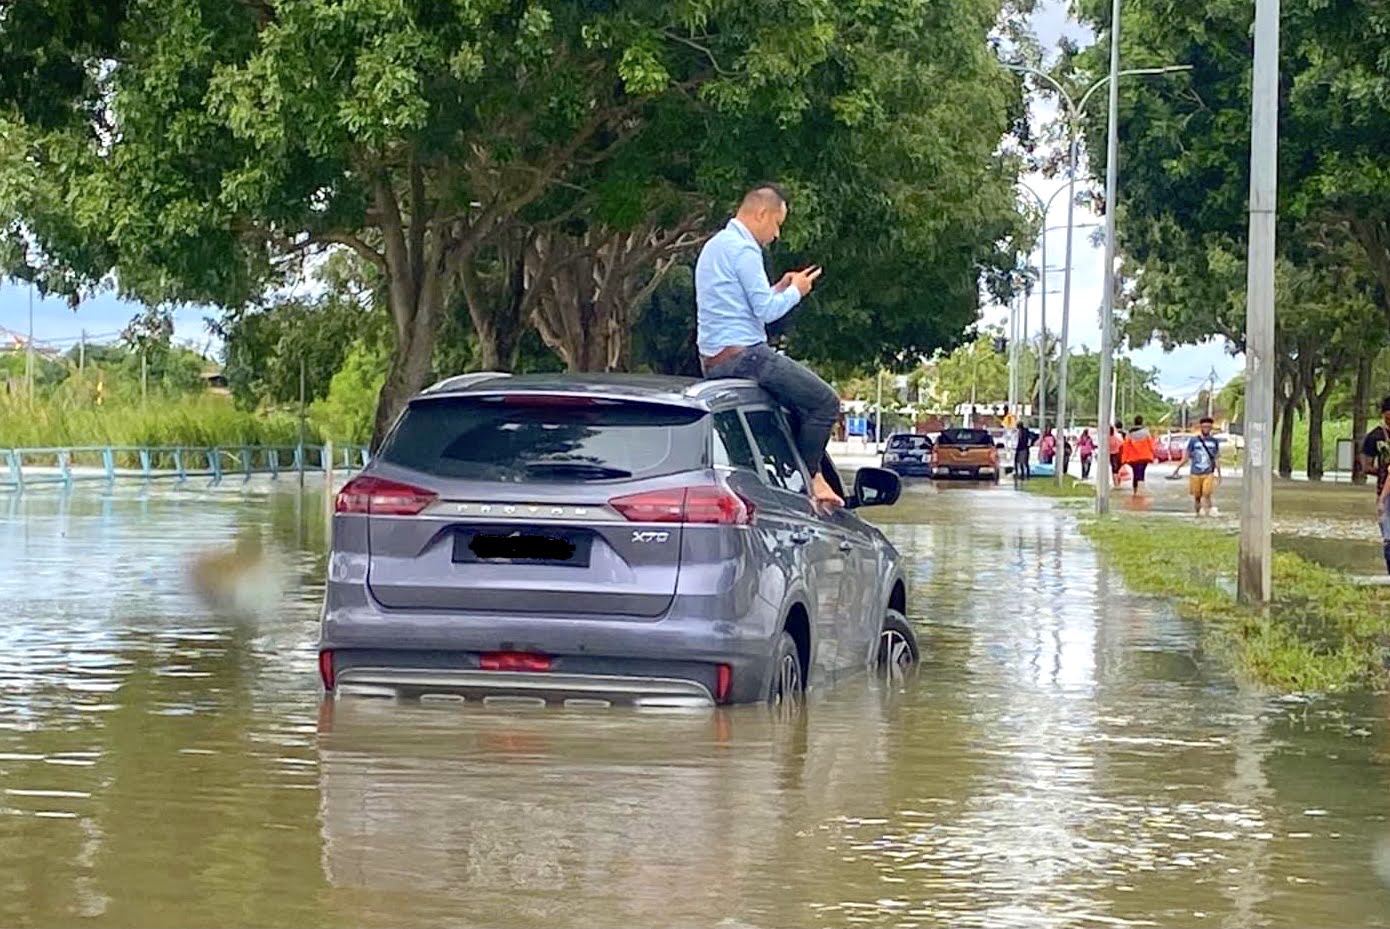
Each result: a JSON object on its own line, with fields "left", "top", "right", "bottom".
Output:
{"left": 2, "top": 481, "right": 1389, "bottom": 928}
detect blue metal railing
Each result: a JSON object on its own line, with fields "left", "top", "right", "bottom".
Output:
{"left": 0, "top": 443, "right": 370, "bottom": 490}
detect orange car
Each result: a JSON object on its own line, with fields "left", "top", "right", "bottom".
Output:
{"left": 929, "top": 428, "right": 1000, "bottom": 482}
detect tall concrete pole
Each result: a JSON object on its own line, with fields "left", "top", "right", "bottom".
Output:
{"left": 1240, "top": 0, "right": 1280, "bottom": 603}
{"left": 1038, "top": 232, "right": 1048, "bottom": 437}
{"left": 25, "top": 285, "right": 35, "bottom": 400}
{"left": 1055, "top": 129, "right": 1078, "bottom": 484}
{"left": 1095, "top": 0, "right": 1123, "bottom": 516}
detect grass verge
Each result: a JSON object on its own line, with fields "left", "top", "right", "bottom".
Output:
{"left": 1, "top": 394, "right": 308, "bottom": 449}
{"left": 1081, "top": 517, "right": 1390, "bottom": 693}
{"left": 1020, "top": 475, "right": 1095, "bottom": 499}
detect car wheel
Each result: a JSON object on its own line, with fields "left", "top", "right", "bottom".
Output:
{"left": 766, "top": 631, "right": 804, "bottom": 706}
{"left": 877, "top": 609, "right": 919, "bottom": 677}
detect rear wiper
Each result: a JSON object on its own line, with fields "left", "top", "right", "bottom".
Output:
{"left": 523, "top": 462, "right": 633, "bottom": 480}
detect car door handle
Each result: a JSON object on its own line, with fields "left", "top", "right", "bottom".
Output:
{"left": 791, "top": 528, "right": 814, "bottom": 545}
{"left": 838, "top": 539, "right": 853, "bottom": 552}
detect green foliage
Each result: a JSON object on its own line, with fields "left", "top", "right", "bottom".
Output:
{"left": 218, "top": 292, "right": 380, "bottom": 411}
{"left": 309, "top": 342, "right": 386, "bottom": 447}
{"left": 0, "top": 393, "right": 303, "bottom": 448}
{"left": 1081, "top": 516, "right": 1390, "bottom": 692}
{"left": 0, "top": 0, "right": 1029, "bottom": 434}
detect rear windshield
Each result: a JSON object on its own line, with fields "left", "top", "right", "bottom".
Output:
{"left": 379, "top": 395, "right": 709, "bottom": 482}
{"left": 938, "top": 428, "right": 993, "bottom": 447}
{"left": 888, "top": 435, "right": 931, "bottom": 450}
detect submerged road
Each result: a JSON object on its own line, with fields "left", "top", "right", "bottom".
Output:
{"left": 1, "top": 482, "right": 1388, "bottom": 927}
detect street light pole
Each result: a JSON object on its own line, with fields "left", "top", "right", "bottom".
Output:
{"left": 1095, "top": 0, "right": 1124, "bottom": 516}
{"left": 1055, "top": 128, "right": 1078, "bottom": 481}
{"left": 1006, "top": 59, "right": 1190, "bottom": 496}
{"left": 1240, "top": 0, "right": 1280, "bottom": 603}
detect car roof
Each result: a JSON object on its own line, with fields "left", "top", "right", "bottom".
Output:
{"left": 418, "top": 371, "right": 773, "bottom": 410}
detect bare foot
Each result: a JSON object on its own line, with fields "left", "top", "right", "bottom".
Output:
{"left": 811, "top": 473, "right": 844, "bottom": 512}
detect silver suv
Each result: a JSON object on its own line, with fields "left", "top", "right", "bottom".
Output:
{"left": 317, "top": 373, "right": 918, "bottom": 707}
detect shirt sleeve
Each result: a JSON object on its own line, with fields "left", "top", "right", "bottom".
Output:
{"left": 1364, "top": 429, "right": 1381, "bottom": 458}
{"left": 733, "top": 243, "right": 801, "bottom": 324}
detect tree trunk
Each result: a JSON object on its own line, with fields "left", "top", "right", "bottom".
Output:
{"left": 527, "top": 223, "right": 703, "bottom": 373}
{"left": 1305, "top": 388, "right": 1327, "bottom": 481}
{"left": 1277, "top": 369, "right": 1298, "bottom": 480}
{"left": 1352, "top": 351, "right": 1372, "bottom": 484}
{"left": 367, "top": 177, "right": 451, "bottom": 449}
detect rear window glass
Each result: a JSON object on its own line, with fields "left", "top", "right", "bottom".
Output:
{"left": 888, "top": 435, "right": 931, "bottom": 450}
{"left": 938, "top": 429, "right": 993, "bottom": 447}
{"left": 379, "top": 396, "right": 709, "bottom": 482}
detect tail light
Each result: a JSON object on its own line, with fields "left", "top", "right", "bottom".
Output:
{"left": 716, "top": 664, "right": 732, "bottom": 702}
{"left": 318, "top": 650, "right": 335, "bottom": 690}
{"left": 609, "top": 486, "right": 754, "bottom": 525}
{"left": 335, "top": 475, "right": 437, "bottom": 515}
{"left": 480, "top": 651, "right": 552, "bottom": 672}
{"left": 990, "top": 448, "right": 999, "bottom": 466}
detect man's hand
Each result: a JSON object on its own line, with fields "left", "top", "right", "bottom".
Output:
{"left": 772, "top": 271, "right": 795, "bottom": 294}
{"left": 789, "top": 265, "right": 823, "bottom": 297}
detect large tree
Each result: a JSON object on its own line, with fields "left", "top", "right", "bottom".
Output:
{"left": 1, "top": 0, "right": 1026, "bottom": 444}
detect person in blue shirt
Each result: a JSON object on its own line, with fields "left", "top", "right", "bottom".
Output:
{"left": 696, "top": 183, "right": 842, "bottom": 508}
{"left": 1171, "top": 416, "right": 1221, "bottom": 516}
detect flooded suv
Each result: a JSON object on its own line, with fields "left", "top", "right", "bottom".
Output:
{"left": 317, "top": 373, "right": 917, "bottom": 707}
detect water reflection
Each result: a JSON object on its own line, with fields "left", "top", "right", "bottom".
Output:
{"left": 0, "top": 483, "right": 1388, "bottom": 927}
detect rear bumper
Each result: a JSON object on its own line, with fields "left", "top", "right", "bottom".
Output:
{"left": 930, "top": 465, "right": 997, "bottom": 479}
{"left": 318, "top": 596, "right": 780, "bottom": 703}
{"left": 333, "top": 664, "right": 715, "bottom": 708}
{"left": 884, "top": 461, "right": 931, "bottom": 476}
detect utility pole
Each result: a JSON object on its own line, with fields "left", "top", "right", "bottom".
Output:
{"left": 79, "top": 329, "right": 86, "bottom": 375}
{"left": 298, "top": 356, "right": 307, "bottom": 489}
{"left": 25, "top": 284, "right": 34, "bottom": 400}
{"left": 1240, "top": 0, "right": 1280, "bottom": 603}
{"left": 141, "top": 350, "right": 148, "bottom": 404}
{"left": 1038, "top": 232, "right": 1048, "bottom": 438}
{"left": 1095, "top": 0, "right": 1123, "bottom": 515}
{"left": 875, "top": 370, "right": 884, "bottom": 449}
{"left": 1207, "top": 367, "right": 1217, "bottom": 419}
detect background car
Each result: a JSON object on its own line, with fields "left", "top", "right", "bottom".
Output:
{"left": 1154, "top": 433, "right": 1189, "bottom": 463}
{"left": 881, "top": 433, "right": 934, "bottom": 477}
{"left": 929, "top": 427, "right": 1000, "bottom": 482}
{"left": 318, "top": 373, "right": 919, "bottom": 708}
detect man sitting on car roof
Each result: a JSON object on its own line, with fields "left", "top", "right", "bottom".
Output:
{"left": 695, "top": 183, "right": 841, "bottom": 509}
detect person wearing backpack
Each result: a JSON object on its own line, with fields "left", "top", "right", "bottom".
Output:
{"left": 1171, "top": 416, "right": 1222, "bottom": 516}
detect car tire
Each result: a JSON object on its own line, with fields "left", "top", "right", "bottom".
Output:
{"left": 877, "top": 609, "right": 919, "bottom": 676}
{"left": 766, "top": 631, "right": 804, "bottom": 706}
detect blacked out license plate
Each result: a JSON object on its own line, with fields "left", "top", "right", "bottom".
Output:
{"left": 453, "top": 527, "right": 593, "bottom": 567}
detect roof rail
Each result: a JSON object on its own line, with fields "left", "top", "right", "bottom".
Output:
{"left": 423, "top": 371, "right": 511, "bottom": 394}
{"left": 683, "top": 377, "right": 758, "bottom": 398}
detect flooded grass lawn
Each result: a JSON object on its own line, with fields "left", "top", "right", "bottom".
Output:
{"left": 1, "top": 482, "right": 1389, "bottom": 927}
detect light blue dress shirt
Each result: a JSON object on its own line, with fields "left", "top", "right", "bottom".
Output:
{"left": 695, "top": 218, "right": 802, "bottom": 356}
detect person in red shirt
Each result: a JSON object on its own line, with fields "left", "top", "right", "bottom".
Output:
{"left": 1107, "top": 422, "right": 1124, "bottom": 489}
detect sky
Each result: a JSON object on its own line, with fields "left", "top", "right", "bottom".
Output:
{"left": 0, "top": 0, "right": 1242, "bottom": 399}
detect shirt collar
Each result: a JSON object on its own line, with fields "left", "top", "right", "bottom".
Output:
{"left": 728, "top": 218, "right": 759, "bottom": 245}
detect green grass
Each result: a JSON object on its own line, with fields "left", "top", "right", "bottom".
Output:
{"left": 1081, "top": 517, "right": 1390, "bottom": 693}
{"left": 1020, "top": 475, "right": 1096, "bottom": 499}
{"left": 0, "top": 393, "right": 309, "bottom": 449}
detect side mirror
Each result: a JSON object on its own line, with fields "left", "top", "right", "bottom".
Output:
{"left": 852, "top": 467, "right": 901, "bottom": 508}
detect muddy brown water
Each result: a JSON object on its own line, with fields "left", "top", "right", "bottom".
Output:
{"left": 2, "top": 482, "right": 1389, "bottom": 927}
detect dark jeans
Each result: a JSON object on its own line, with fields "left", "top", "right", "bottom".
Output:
{"left": 1013, "top": 449, "right": 1030, "bottom": 480}
{"left": 1081, "top": 454, "right": 1093, "bottom": 479}
{"left": 704, "top": 343, "right": 838, "bottom": 477}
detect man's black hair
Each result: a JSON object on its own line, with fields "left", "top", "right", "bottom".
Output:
{"left": 1199, "top": 415, "right": 1215, "bottom": 424}
{"left": 1133, "top": 415, "right": 1145, "bottom": 426}
{"left": 1380, "top": 394, "right": 1390, "bottom": 413}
